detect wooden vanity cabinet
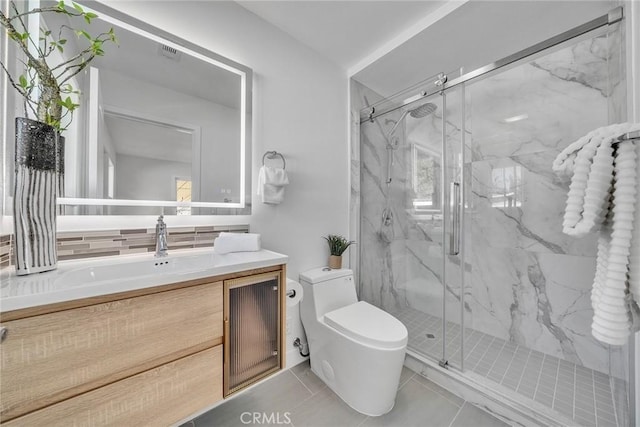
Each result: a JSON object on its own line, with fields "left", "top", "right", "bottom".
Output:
{"left": 224, "top": 271, "right": 284, "bottom": 396}
{"left": 0, "top": 264, "right": 286, "bottom": 426}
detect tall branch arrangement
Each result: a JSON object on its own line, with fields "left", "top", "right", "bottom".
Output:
{"left": 0, "top": 1, "right": 116, "bottom": 131}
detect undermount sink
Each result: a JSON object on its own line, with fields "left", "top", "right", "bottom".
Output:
{"left": 55, "top": 252, "right": 218, "bottom": 288}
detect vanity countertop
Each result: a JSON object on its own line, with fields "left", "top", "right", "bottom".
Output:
{"left": 0, "top": 248, "right": 288, "bottom": 313}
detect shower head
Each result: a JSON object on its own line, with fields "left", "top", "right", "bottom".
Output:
{"left": 386, "top": 102, "right": 437, "bottom": 138}
{"left": 408, "top": 102, "right": 437, "bottom": 118}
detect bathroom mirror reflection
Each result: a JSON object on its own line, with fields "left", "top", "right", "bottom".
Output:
{"left": 1, "top": 1, "right": 252, "bottom": 215}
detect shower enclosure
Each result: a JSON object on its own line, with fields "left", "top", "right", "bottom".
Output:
{"left": 355, "top": 8, "right": 630, "bottom": 427}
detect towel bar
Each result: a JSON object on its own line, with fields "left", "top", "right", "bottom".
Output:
{"left": 262, "top": 151, "right": 286, "bottom": 169}
{"left": 617, "top": 130, "right": 640, "bottom": 141}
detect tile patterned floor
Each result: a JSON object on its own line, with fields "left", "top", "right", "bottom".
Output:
{"left": 185, "top": 362, "right": 508, "bottom": 427}
{"left": 394, "top": 307, "right": 628, "bottom": 427}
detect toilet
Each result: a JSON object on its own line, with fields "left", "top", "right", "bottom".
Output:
{"left": 299, "top": 267, "right": 408, "bottom": 416}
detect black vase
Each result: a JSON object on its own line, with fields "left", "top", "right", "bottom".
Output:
{"left": 13, "top": 117, "right": 60, "bottom": 275}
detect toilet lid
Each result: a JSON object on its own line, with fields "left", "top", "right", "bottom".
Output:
{"left": 324, "top": 301, "right": 408, "bottom": 349}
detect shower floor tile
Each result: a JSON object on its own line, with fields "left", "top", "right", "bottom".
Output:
{"left": 393, "top": 307, "right": 627, "bottom": 427}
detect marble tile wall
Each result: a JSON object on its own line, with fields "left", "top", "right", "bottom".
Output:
{"left": 462, "top": 29, "right": 625, "bottom": 377}
{"left": 353, "top": 27, "right": 627, "bottom": 379}
{"left": 0, "top": 224, "right": 249, "bottom": 271}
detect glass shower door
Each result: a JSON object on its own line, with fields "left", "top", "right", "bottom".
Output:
{"left": 357, "top": 75, "right": 465, "bottom": 370}
{"left": 459, "top": 23, "right": 628, "bottom": 426}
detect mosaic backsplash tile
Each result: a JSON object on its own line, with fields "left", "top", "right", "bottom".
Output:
{"left": 0, "top": 224, "right": 249, "bottom": 271}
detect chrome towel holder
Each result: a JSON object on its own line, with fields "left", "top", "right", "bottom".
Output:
{"left": 262, "top": 150, "right": 286, "bottom": 169}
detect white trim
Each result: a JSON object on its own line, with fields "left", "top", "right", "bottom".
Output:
{"left": 87, "top": 67, "right": 100, "bottom": 200}
{"left": 626, "top": 1, "right": 640, "bottom": 425}
{"left": 347, "top": 1, "right": 469, "bottom": 77}
{"left": 240, "top": 69, "right": 247, "bottom": 211}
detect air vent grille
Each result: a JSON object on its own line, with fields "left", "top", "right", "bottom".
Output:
{"left": 158, "top": 44, "right": 181, "bottom": 61}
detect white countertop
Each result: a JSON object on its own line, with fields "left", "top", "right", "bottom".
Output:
{"left": 0, "top": 248, "right": 288, "bottom": 312}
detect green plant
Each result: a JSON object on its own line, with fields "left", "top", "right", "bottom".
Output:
{"left": 323, "top": 234, "right": 354, "bottom": 256}
{"left": 0, "top": 1, "right": 116, "bottom": 131}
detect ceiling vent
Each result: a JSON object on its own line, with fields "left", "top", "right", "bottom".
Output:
{"left": 158, "top": 44, "right": 181, "bottom": 61}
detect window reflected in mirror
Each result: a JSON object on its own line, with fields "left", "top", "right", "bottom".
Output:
{"left": 490, "top": 165, "right": 522, "bottom": 208}
{"left": 412, "top": 144, "right": 441, "bottom": 213}
{"left": 176, "top": 178, "right": 192, "bottom": 216}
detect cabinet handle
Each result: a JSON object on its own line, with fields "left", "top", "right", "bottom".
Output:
{"left": 0, "top": 326, "right": 7, "bottom": 343}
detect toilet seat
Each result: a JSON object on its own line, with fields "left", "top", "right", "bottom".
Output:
{"left": 324, "top": 301, "right": 408, "bottom": 349}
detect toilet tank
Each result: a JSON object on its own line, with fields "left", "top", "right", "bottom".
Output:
{"left": 299, "top": 268, "right": 357, "bottom": 318}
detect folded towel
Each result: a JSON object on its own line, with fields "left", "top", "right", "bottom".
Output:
{"left": 213, "top": 232, "right": 261, "bottom": 254}
{"left": 258, "top": 166, "right": 289, "bottom": 205}
{"left": 553, "top": 123, "right": 640, "bottom": 346}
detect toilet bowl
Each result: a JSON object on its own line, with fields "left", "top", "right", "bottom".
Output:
{"left": 299, "top": 267, "right": 407, "bottom": 416}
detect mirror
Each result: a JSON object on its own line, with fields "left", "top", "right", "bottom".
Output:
{"left": 2, "top": 1, "right": 252, "bottom": 215}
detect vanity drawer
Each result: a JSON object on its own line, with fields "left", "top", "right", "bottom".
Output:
{"left": 4, "top": 345, "right": 223, "bottom": 427}
{"left": 0, "top": 281, "right": 223, "bottom": 422}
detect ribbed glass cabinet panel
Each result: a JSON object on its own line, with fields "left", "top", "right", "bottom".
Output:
{"left": 224, "top": 272, "right": 281, "bottom": 396}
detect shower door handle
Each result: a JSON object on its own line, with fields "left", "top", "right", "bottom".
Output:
{"left": 449, "top": 182, "right": 461, "bottom": 256}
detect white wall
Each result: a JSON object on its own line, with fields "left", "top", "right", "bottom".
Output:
{"left": 91, "top": 1, "right": 349, "bottom": 279}
{"left": 112, "top": 153, "right": 190, "bottom": 215}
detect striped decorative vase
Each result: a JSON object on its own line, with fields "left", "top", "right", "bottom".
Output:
{"left": 13, "top": 118, "right": 59, "bottom": 275}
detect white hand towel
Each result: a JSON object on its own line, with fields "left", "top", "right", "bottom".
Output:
{"left": 258, "top": 166, "right": 289, "bottom": 205}
{"left": 213, "top": 232, "right": 261, "bottom": 254}
{"left": 553, "top": 123, "right": 640, "bottom": 346}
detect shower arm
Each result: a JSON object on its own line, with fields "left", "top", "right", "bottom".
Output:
{"left": 385, "top": 110, "right": 410, "bottom": 143}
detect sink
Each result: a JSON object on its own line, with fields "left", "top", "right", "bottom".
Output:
{"left": 1, "top": 248, "right": 288, "bottom": 312}
{"left": 55, "top": 253, "right": 218, "bottom": 287}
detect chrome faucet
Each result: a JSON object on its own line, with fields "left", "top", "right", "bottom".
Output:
{"left": 155, "top": 215, "right": 168, "bottom": 257}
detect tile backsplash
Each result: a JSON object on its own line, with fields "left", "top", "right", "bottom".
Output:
{"left": 0, "top": 224, "right": 249, "bottom": 271}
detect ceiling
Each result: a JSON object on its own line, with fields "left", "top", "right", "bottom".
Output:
{"left": 235, "top": 0, "right": 614, "bottom": 99}
{"left": 235, "top": 1, "right": 447, "bottom": 72}
{"left": 352, "top": 0, "right": 614, "bottom": 98}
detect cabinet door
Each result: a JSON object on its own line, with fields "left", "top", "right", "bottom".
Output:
{"left": 4, "top": 346, "right": 223, "bottom": 427}
{"left": 0, "top": 282, "right": 222, "bottom": 421}
{"left": 224, "top": 271, "right": 283, "bottom": 396}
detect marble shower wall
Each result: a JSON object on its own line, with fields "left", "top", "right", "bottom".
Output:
{"left": 353, "top": 26, "right": 627, "bottom": 378}
{"left": 352, "top": 80, "right": 411, "bottom": 313}
{"left": 463, "top": 29, "right": 625, "bottom": 377}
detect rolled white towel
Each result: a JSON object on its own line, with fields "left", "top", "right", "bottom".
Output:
{"left": 213, "top": 232, "right": 261, "bottom": 254}
{"left": 555, "top": 123, "right": 640, "bottom": 346}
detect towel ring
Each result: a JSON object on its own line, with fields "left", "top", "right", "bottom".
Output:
{"left": 262, "top": 150, "right": 286, "bottom": 169}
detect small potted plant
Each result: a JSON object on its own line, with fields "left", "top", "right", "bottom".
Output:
{"left": 323, "top": 234, "right": 354, "bottom": 270}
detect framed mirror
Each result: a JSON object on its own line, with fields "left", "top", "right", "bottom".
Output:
{"left": 1, "top": 1, "right": 252, "bottom": 215}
